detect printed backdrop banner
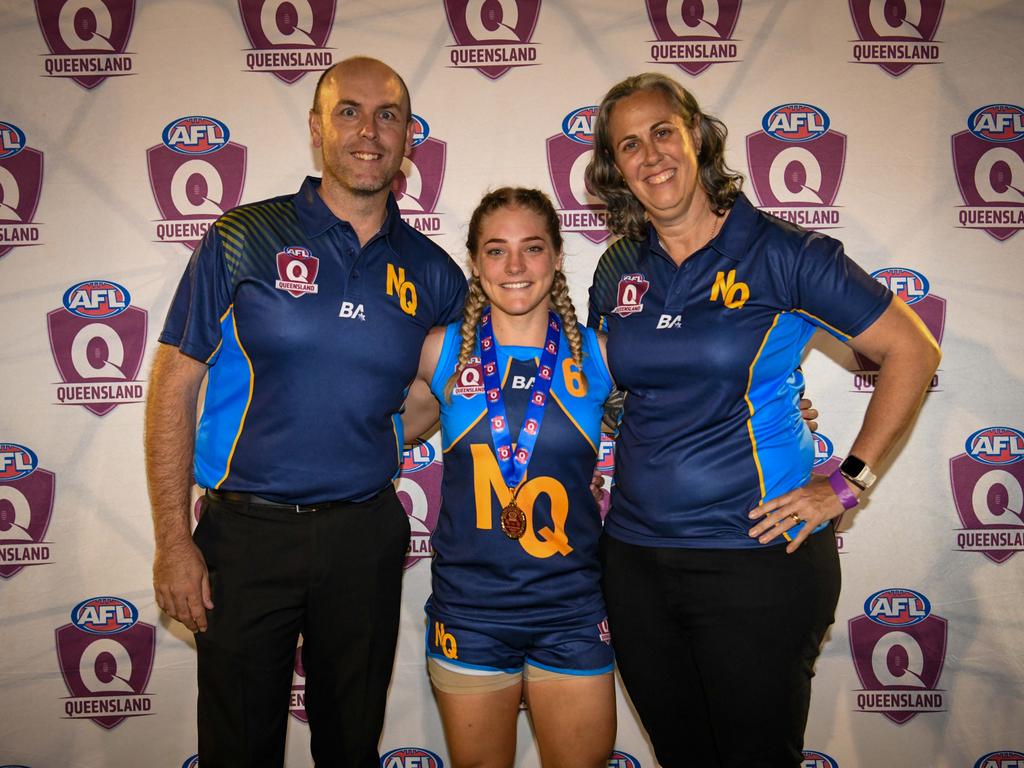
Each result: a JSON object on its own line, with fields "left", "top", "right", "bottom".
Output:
{"left": 1, "top": 1, "right": 1022, "bottom": 766}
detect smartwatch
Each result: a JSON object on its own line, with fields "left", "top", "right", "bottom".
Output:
{"left": 839, "top": 454, "right": 876, "bottom": 490}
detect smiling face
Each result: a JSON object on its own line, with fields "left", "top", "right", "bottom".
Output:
{"left": 472, "top": 205, "right": 562, "bottom": 321}
{"left": 309, "top": 59, "right": 413, "bottom": 199}
{"left": 608, "top": 88, "right": 709, "bottom": 227}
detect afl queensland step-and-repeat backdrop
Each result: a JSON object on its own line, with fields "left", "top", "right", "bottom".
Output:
{"left": 1, "top": 1, "right": 1022, "bottom": 766}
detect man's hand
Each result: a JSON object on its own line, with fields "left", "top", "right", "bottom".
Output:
{"left": 153, "top": 538, "right": 214, "bottom": 632}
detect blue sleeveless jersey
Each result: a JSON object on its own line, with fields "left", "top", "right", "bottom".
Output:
{"left": 427, "top": 321, "right": 613, "bottom": 624}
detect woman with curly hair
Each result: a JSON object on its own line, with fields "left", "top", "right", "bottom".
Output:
{"left": 584, "top": 73, "right": 940, "bottom": 766}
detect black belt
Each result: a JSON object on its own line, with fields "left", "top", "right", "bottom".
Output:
{"left": 205, "top": 489, "right": 378, "bottom": 514}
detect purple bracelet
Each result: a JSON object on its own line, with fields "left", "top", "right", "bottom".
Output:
{"left": 829, "top": 469, "right": 860, "bottom": 510}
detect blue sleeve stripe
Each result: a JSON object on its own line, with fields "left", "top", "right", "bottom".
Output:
{"left": 743, "top": 314, "right": 781, "bottom": 502}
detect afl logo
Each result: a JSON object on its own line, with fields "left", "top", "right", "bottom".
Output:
{"left": 871, "top": 267, "right": 928, "bottom": 305}
{"left": 411, "top": 114, "right": 430, "bottom": 147}
{"left": 597, "top": 434, "right": 615, "bottom": 473}
{"left": 401, "top": 440, "right": 436, "bottom": 474}
{"left": 0, "top": 121, "right": 26, "bottom": 159}
{"left": 968, "top": 105, "right": 1024, "bottom": 143}
{"left": 62, "top": 280, "right": 131, "bottom": 318}
{"left": 608, "top": 751, "right": 641, "bottom": 768}
{"left": 762, "top": 104, "right": 830, "bottom": 143}
{"left": 801, "top": 751, "right": 839, "bottom": 768}
{"left": 181, "top": 756, "right": 200, "bottom": 768}
{"left": 162, "top": 116, "right": 230, "bottom": 155}
{"left": 812, "top": 432, "right": 834, "bottom": 467}
{"left": 0, "top": 442, "right": 39, "bottom": 481}
{"left": 974, "top": 751, "right": 1024, "bottom": 768}
{"left": 380, "top": 747, "right": 444, "bottom": 767}
{"left": 966, "top": 427, "right": 1024, "bottom": 465}
{"left": 71, "top": 596, "right": 140, "bottom": 635}
{"left": 561, "top": 106, "right": 597, "bottom": 145}
{"left": 864, "top": 588, "right": 930, "bottom": 627}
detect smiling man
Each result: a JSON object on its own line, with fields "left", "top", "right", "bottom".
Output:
{"left": 144, "top": 57, "right": 467, "bottom": 767}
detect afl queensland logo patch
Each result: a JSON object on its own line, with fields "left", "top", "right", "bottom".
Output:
{"left": 847, "top": 587, "right": 948, "bottom": 724}
{"left": 644, "top": 0, "right": 743, "bottom": 75}
{"left": 801, "top": 750, "right": 839, "bottom": 768}
{"left": 952, "top": 104, "right": 1024, "bottom": 242}
{"left": 613, "top": 274, "right": 650, "bottom": 317}
{"left": 394, "top": 114, "right": 448, "bottom": 237}
{"left": 546, "top": 106, "right": 610, "bottom": 244}
{"left": 608, "top": 751, "right": 642, "bottom": 767}
{"left": 238, "top": 0, "right": 336, "bottom": 83}
{"left": 950, "top": 426, "right": 1024, "bottom": 564}
{"left": 275, "top": 246, "right": 319, "bottom": 297}
{"left": 0, "top": 121, "right": 45, "bottom": 259}
{"left": 443, "top": 0, "right": 542, "bottom": 80}
{"left": 55, "top": 596, "right": 157, "bottom": 729}
{"left": 848, "top": 0, "right": 943, "bottom": 77}
{"left": 0, "top": 442, "right": 57, "bottom": 579}
{"left": 35, "top": 0, "right": 137, "bottom": 89}
{"left": 397, "top": 440, "right": 442, "bottom": 569}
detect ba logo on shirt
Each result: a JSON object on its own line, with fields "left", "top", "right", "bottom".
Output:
{"left": 394, "top": 115, "right": 448, "bottom": 237}
{"left": 381, "top": 747, "right": 445, "bottom": 768}
{"left": 0, "top": 442, "right": 56, "bottom": 579}
{"left": 0, "top": 121, "right": 45, "bottom": 259}
{"left": 35, "top": 0, "right": 137, "bottom": 89}
{"left": 397, "top": 440, "right": 442, "bottom": 569}
{"left": 852, "top": 268, "right": 944, "bottom": 393}
{"left": 613, "top": 273, "right": 650, "bottom": 317}
{"left": 55, "top": 596, "right": 156, "bottom": 729}
{"left": 746, "top": 104, "right": 846, "bottom": 230}
{"left": 545, "top": 106, "right": 610, "bottom": 244}
{"left": 950, "top": 427, "right": 1024, "bottom": 564}
{"left": 275, "top": 246, "right": 319, "bottom": 297}
{"left": 238, "top": 0, "right": 335, "bottom": 83}
{"left": 848, "top": 588, "right": 948, "bottom": 724}
{"left": 848, "top": 0, "right": 943, "bottom": 76}
{"left": 952, "top": 104, "right": 1024, "bottom": 242}
{"left": 147, "top": 116, "right": 247, "bottom": 251}
{"left": 644, "top": 0, "right": 743, "bottom": 75}
{"left": 443, "top": 0, "right": 542, "bottom": 80}
{"left": 47, "top": 281, "right": 147, "bottom": 416}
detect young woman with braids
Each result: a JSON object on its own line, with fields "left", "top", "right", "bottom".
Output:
{"left": 402, "top": 187, "right": 618, "bottom": 768}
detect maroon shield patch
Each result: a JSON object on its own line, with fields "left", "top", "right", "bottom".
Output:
{"left": 275, "top": 247, "right": 320, "bottom": 297}
{"left": 951, "top": 131, "right": 1024, "bottom": 242}
{"left": 0, "top": 467, "right": 56, "bottom": 579}
{"left": 949, "top": 452, "right": 1024, "bottom": 564}
{"left": 848, "top": 0, "right": 944, "bottom": 77}
{"left": 545, "top": 134, "right": 609, "bottom": 245}
{"left": 397, "top": 454, "right": 442, "bottom": 570}
{"left": 36, "top": 0, "right": 136, "bottom": 89}
{"left": 444, "top": 0, "right": 543, "bottom": 80}
{"left": 0, "top": 146, "right": 45, "bottom": 260}
{"left": 746, "top": 129, "right": 847, "bottom": 209}
{"left": 290, "top": 643, "right": 307, "bottom": 723}
{"left": 46, "top": 305, "right": 147, "bottom": 416}
{"left": 394, "top": 138, "right": 446, "bottom": 216}
{"left": 147, "top": 141, "right": 247, "bottom": 251}
{"left": 55, "top": 620, "right": 156, "bottom": 729}
{"left": 645, "top": 0, "right": 742, "bottom": 76}
{"left": 848, "top": 612, "right": 947, "bottom": 724}
{"left": 614, "top": 274, "right": 650, "bottom": 317}
{"left": 237, "top": 0, "right": 336, "bottom": 84}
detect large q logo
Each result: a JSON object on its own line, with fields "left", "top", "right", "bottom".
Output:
{"left": 0, "top": 121, "right": 45, "bottom": 260}
{"left": 397, "top": 440, "right": 442, "bottom": 569}
{"left": 238, "top": 0, "right": 336, "bottom": 83}
{"left": 848, "top": 0, "right": 943, "bottom": 76}
{"left": 848, "top": 588, "right": 947, "bottom": 724}
{"left": 0, "top": 442, "right": 56, "bottom": 579}
{"left": 393, "top": 115, "right": 446, "bottom": 219}
{"left": 950, "top": 426, "right": 1024, "bottom": 564}
{"left": 147, "top": 116, "right": 247, "bottom": 251}
{"left": 36, "top": 0, "right": 136, "bottom": 89}
{"left": 54, "top": 596, "right": 156, "bottom": 729}
{"left": 443, "top": 0, "right": 542, "bottom": 80}
{"left": 644, "top": 0, "right": 743, "bottom": 76}
{"left": 545, "top": 106, "right": 610, "bottom": 244}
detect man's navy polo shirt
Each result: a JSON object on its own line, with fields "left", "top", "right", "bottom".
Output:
{"left": 588, "top": 193, "right": 892, "bottom": 548}
{"left": 160, "top": 176, "right": 467, "bottom": 504}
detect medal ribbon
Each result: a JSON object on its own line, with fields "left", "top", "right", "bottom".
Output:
{"left": 478, "top": 307, "right": 562, "bottom": 495}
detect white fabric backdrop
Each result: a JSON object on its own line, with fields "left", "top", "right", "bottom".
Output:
{"left": 1, "top": 1, "right": 1022, "bottom": 766}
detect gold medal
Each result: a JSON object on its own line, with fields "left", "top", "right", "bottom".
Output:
{"left": 500, "top": 496, "right": 527, "bottom": 540}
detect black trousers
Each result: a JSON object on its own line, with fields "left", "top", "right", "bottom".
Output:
{"left": 193, "top": 487, "right": 410, "bottom": 768}
{"left": 600, "top": 529, "right": 840, "bottom": 768}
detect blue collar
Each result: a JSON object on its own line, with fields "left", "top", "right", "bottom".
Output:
{"left": 645, "top": 192, "right": 758, "bottom": 265}
{"left": 294, "top": 176, "right": 403, "bottom": 252}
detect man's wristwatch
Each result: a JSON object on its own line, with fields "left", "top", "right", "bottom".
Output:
{"left": 839, "top": 455, "right": 876, "bottom": 491}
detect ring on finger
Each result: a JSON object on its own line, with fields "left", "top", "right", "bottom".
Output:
{"left": 789, "top": 513, "right": 802, "bottom": 524}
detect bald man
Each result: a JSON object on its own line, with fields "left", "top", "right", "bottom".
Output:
{"left": 146, "top": 57, "right": 467, "bottom": 767}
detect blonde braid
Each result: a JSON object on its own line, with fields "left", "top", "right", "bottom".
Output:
{"left": 549, "top": 269, "right": 588, "bottom": 391}
{"left": 444, "top": 275, "right": 489, "bottom": 403}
